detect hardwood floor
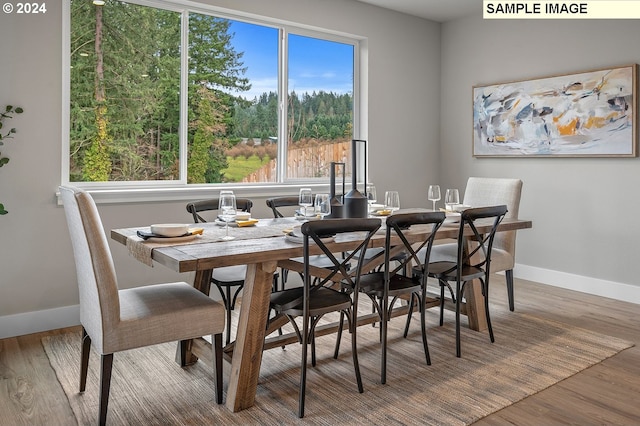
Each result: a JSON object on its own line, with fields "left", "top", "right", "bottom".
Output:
{"left": 1, "top": 276, "right": 639, "bottom": 425}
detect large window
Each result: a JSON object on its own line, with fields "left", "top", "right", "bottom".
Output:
{"left": 64, "top": 0, "right": 358, "bottom": 191}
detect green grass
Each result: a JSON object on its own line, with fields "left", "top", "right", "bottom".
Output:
{"left": 223, "top": 155, "right": 271, "bottom": 182}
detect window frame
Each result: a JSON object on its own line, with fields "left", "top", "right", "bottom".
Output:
{"left": 61, "top": 0, "right": 365, "bottom": 203}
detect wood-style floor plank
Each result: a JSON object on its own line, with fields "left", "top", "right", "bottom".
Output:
{"left": 0, "top": 277, "right": 638, "bottom": 425}
{"left": 0, "top": 327, "right": 77, "bottom": 425}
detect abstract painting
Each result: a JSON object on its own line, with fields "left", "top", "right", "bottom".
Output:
{"left": 473, "top": 64, "right": 637, "bottom": 157}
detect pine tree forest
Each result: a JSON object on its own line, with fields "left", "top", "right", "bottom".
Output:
{"left": 69, "top": 1, "right": 353, "bottom": 183}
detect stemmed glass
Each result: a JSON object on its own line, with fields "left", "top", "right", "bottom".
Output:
{"left": 218, "top": 191, "right": 237, "bottom": 241}
{"left": 428, "top": 185, "right": 441, "bottom": 211}
{"left": 445, "top": 188, "right": 460, "bottom": 211}
{"left": 366, "top": 183, "right": 377, "bottom": 211}
{"left": 384, "top": 190, "right": 400, "bottom": 212}
{"left": 299, "top": 188, "right": 313, "bottom": 217}
{"left": 314, "top": 193, "right": 331, "bottom": 219}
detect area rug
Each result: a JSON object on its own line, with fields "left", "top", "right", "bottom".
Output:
{"left": 43, "top": 308, "right": 633, "bottom": 425}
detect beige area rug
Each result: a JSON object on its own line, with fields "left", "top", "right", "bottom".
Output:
{"left": 43, "top": 308, "right": 633, "bottom": 425}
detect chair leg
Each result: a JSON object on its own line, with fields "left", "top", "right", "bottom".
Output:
{"left": 439, "top": 280, "right": 446, "bottom": 327}
{"left": 79, "top": 327, "right": 91, "bottom": 392}
{"left": 212, "top": 333, "right": 223, "bottom": 404}
{"left": 455, "top": 281, "right": 462, "bottom": 358}
{"left": 381, "top": 298, "right": 388, "bottom": 385}
{"left": 403, "top": 293, "right": 415, "bottom": 338}
{"left": 225, "top": 285, "right": 233, "bottom": 346}
{"left": 348, "top": 310, "right": 364, "bottom": 394}
{"left": 483, "top": 278, "right": 495, "bottom": 343}
{"left": 299, "top": 317, "right": 309, "bottom": 418}
{"left": 178, "top": 340, "right": 188, "bottom": 367}
{"left": 99, "top": 353, "right": 114, "bottom": 426}
{"left": 506, "top": 269, "right": 515, "bottom": 311}
{"left": 333, "top": 311, "right": 345, "bottom": 359}
{"left": 419, "top": 292, "right": 431, "bottom": 366}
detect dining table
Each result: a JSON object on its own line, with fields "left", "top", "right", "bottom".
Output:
{"left": 111, "top": 211, "right": 532, "bottom": 413}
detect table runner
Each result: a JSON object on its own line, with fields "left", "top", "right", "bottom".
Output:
{"left": 123, "top": 219, "right": 298, "bottom": 267}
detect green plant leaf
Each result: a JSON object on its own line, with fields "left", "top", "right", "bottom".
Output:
{"left": 0, "top": 204, "right": 7, "bottom": 215}
{"left": 15, "top": 107, "right": 23, "bottom": 114}
{"left": 5, "top": 105, "right": 12, "bottom": 112}
{"left": 0, "top": 157, "right": 8, "bottom": 166}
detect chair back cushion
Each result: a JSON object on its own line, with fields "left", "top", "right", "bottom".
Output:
{"left": 60, "top": 186, "right": 119, "bottom": 352}
{"left": 463, "top": 177, "right": 522, "bottom": 257}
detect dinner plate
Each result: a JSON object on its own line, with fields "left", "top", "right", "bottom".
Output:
{"left": 214, "top": 218, "right": 258, "bottom": 227}
{"left": 145, "top": 234, "right": 199, "bottom": 243}
{"left": 443, "top": 211, "right": 461, "bottom": 224}
{"left": 284, "top": 233, "right": 335, "bottom": 244}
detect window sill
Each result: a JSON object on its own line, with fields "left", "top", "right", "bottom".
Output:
{"left": 55, "top": 183, "right": 335, "bottom": 205}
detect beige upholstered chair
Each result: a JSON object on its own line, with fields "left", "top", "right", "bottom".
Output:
{"left": 60, "top": 186, "right": 225, "bottom": 426}
{"left": 430, "top": 177, "right": 523, "bottom": 311}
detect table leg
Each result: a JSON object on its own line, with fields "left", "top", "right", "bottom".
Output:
{"left": 464, "top": 279, "right": 487, "bottom": 332}
{"left": 225, "top": 261, "right": 277, "bottom": 412}
{"left": 176, "top": 269, "right": 212, "bottom": 366}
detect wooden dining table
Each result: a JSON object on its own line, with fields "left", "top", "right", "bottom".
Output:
{"left": 111, "top": 212, "right": 532, "bottom": 413}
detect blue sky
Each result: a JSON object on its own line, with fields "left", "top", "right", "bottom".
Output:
{"left": 228, "top": 20, "right": 354, "bottom": 100}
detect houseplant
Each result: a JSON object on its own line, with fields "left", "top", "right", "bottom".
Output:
{"left": 0, "top": 105, "right": 24, "bottom": 214}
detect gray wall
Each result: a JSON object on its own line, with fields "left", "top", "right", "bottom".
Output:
{"left": 440, "top": 16, "right": 640, "bottom": 289}
{"left": 0, "top": 0, "right": 442, "bottom": 335}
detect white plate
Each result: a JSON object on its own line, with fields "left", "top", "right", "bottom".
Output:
{"left": 443, "top": 211, "right": 461, "bottom": 224}
{"left": 150, "top": 223, "right": 190, "bottom": 237}
{"left": 215, "top": 219, "right": 257, "bottom": 227}
{"left": 146, "top": 234, "right": 199, "bottom": 243}
{"left": 284, "top": 233, "right": 334, "bottom": 244}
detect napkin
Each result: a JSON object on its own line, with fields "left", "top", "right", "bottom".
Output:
{"left": 236, "top": 218, "right": 259, "bottom": 227}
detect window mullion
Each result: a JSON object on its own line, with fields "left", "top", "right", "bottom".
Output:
{"left": 179, "top": 10, "right": 190, "bottom": 183}
{"left": 277, "top": 27, "right": 288, "bottom": 183}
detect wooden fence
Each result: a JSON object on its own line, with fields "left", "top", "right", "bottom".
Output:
{"left": 241, "top": 140, "right": 352, "bottom": 183}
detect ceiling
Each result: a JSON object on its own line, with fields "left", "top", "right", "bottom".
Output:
{"left": 354, "top": 0, "right": 482, "bottom": 22}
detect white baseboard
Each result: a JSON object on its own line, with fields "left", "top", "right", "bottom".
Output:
{"left": 514, "top": 264, "right": 640, "bottom": 305}
{"left": 1, "top": 265, "right": 638, "bottom": 339}
{"left": 0, "top": 305, "right": 80, "bottom": 340}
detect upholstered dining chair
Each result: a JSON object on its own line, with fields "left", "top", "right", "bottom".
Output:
{"left": 430, "top": 177, "right": 523, "bottom": 311}
{"left": 269, "top": 218, "right": 381, "bottom": 418}
{"left": 186, "top": 197, "right": 275, "bottom": 345}
{"left": 59, "top": 186, "right": 225, "bottom": 426}
{"left": 339, "top": 212, "right": 445, "bottom": 384}
{"left": 416, "top": 205, "right": 508, "bottom": 358}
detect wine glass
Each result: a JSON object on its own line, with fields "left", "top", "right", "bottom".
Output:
{"left": 314, "top": 193, "right": 331, "bottom": 219}
{"left": 366, "top": 183, "right": 377, "bottom": 211}
{"left": 218, "top": 191, "right": 237, "bottom": 241}
{"left": 384, "top": 190, "right": 400, "bottom": 212}
{"left": 299, "top": 188, "right": 313, "bottom": 217}
{"left": 445, "top": 188, "right": 460, "bottom": 211}
{"left": 428, "top": 185, "right": 441, "bottom": 211}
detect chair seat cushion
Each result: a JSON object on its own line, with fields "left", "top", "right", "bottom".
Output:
{"left": 106, "top": 282, "right": 225, "bottom": 353}
{"left": 425, "top": 261, "right": 485, "bottom": 282}
{"left": 271, "top": 287, "right": 352, "bottom": 317}
{"left": 359, "top": 271, "right": 421, "bottom": 298}
{"left": 212, "top": 264, "right": 247, "bottom": 284}
{"left": 429, "top": 244, "right": 514, "bottom": 271}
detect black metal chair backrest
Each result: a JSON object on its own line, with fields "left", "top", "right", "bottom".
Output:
{"left": 384, "top": 212, "right": 446, "bottom": 283}
{"left": 186, "top": 198, "right": 253, "bottom": 223}
{"left": 301, "top": 218, "right": 381, "bottom": 295}
{"left": 266, "top": 196, "right": 302, "bottom": 218}
{"left": 456, "top": 205, "right": 508, "bottom": 273}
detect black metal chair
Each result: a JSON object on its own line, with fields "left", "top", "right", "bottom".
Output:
{"left": 336, "top": 212, "right": 445, "bottom": 384}
{"left": 269, "top": 218, "right": 381, "bottom": 418}
{"left": 265, "top": 196, "right": 338, "bottom": 291}
{"left": 186, "top": 197, "right": 276, "bottom": 345}
{"left": 415, "top": 205, "right": 507, "bottom": 358}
